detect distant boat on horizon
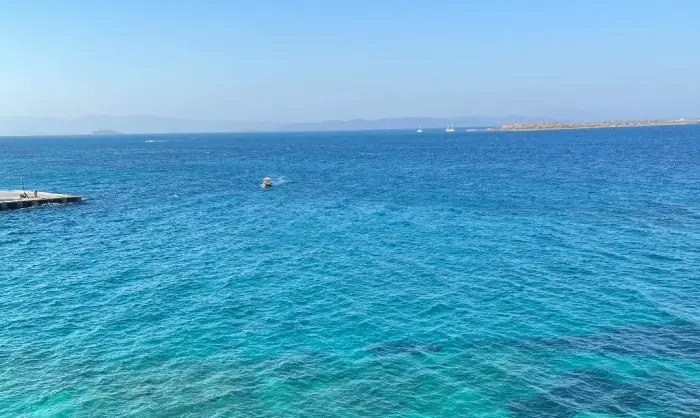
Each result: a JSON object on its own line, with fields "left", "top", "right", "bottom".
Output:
{"left": 416, "top": 124, "right": 423, "bottom": 133}
{"left": 445, "top": 122, "right": 455, "bottom": 132}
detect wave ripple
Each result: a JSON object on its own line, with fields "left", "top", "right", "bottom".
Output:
{"left": 1, "top": 127, "right": 700, "bottom": 416}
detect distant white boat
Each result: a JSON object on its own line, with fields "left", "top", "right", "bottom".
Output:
{"left": 445, "top": 122, "right": 455, "bottom": 132}
{"left": 416, "top": 124, "right": 423, "bottom": 133}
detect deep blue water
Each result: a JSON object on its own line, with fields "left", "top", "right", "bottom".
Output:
{"left": 1, "top": 126, "right": 699, "bottom": 416}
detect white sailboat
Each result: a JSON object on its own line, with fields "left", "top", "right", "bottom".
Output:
{"left": 445, "top": 121, "right": 455, "bottom": 132}
{"left": 416, "top": 124, "right": 423, "bottom": 133}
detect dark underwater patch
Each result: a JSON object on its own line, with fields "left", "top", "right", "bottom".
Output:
{"left": 477, "top": 320, "right": 700, "bottom": 360}
{"left": 548, "top": 322, "right": 699, "bottom": 359}
{"left": 509, "top": 369, "right": 649, "bottom": 417}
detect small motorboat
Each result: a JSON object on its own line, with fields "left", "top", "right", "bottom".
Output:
{"left": 260, "top": 177, "right": 273, "bottom": 188}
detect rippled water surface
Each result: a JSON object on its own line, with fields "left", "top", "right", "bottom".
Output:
{"left": 1, "top": 127, "right": 699, "bottom": 416}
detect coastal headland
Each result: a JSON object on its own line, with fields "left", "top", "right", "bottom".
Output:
{"left": 496, "top": 118, "right": 700, "bottom": 132}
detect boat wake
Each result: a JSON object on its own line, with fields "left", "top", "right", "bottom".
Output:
{"left": 273, "top": 176, "right": 288, "bottom": 186}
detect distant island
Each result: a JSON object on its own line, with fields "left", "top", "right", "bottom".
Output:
{"left": 496, "top": 118, "right": 700, "bottom": 132}
{"left": 2, "top": 115, "right": 698, "bottom": 136}
{"left": 0, "top": 115, "right": 547, "bottom": 135}
{"left": 91, "top": 129, "right": 123, "bottom": 135}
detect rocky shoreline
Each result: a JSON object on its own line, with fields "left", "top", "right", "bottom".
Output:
{"left": 495, "top": 118, "right": 700, "bottom": 132}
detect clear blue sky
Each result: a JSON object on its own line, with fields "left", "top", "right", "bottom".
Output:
{"left": 1, "top": 0, "right": 699, "bottom": 121}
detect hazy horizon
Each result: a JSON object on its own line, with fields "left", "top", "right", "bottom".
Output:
{"left": 1, "top": 112, "right": 699, "bottom": 136}
{"left": 2, "top": 1, "right": 699, "bottom": 123}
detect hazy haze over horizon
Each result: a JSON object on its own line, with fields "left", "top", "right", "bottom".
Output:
{"left": 1, "top": 0, "right": 699, "bottom": 126}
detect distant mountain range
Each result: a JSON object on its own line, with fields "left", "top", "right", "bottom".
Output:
{"left": 278, "top": 116, "right": 555, "bottom": 131}
{"left": 0, "top": 114, "right": 556, "bottom": 136}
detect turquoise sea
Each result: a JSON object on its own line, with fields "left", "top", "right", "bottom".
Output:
{"left": 1, "top": 126, "right": 699, "bottom": 417}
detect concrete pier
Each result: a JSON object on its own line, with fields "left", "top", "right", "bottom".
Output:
{"left": 0, "top": 190, "right": 82, "bottom": 211}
